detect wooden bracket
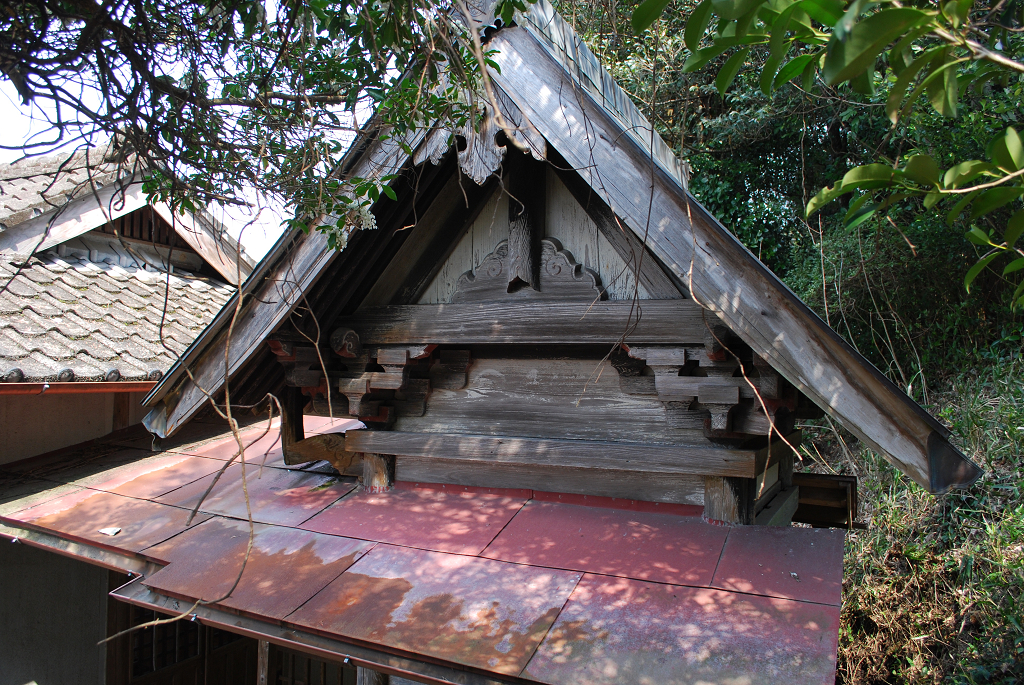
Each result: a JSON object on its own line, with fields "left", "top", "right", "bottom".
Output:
{"left": 362, "top": 452, "right": 396, "bottom": 493}
{"left": 429, "top": 349, "right": 471, "bottom": 390}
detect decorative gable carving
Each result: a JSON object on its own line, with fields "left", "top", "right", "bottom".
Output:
{"left": 451, "top": 238, "right": 605, "bottom": 303}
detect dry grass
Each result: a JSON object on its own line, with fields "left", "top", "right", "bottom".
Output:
{"left": 798, "top": 357, "right": 1024, "bottom": 684}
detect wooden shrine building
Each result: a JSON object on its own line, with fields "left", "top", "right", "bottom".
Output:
{"left": 0, "top": 2, "right": 980, "bottom": 684}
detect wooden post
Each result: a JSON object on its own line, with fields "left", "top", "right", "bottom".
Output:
{"left": 506, "top": 155, "right": 545, "bottom": 293}
{"left": 112, "top": 392, "right": 131, "bottom": 431}
{"left": 281, "top": 386, "right": 305, "bottom": 463}
{"left": 704, "top": 476, "right": 754, "bottom": 524}
{"left": 257, "top": 640, "right": 270, "bottom": 685}
{"left": 356, "top": 665, "right": 389, "bottom": 685}
{"left": 362, "top": 453, "right": 395, "bottom": 493}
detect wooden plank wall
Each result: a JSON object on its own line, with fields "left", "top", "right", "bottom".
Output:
{"left": 418, "top": 169, "right": 656, "bottom": 303}
{"left": 394, "top": 357, "right": 706, "bottom": 444}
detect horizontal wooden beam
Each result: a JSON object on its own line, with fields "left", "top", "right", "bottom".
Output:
{"left": 0, "top": 381, "right": 156, "bottom": 395}
{"left": 344, "top": 300, "right": 707, "bottom": 345}
{"left": 342, "top": 430, "right": 755, "bottom": 478}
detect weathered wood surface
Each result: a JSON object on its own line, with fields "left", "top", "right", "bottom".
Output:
{"left": 397, "top": 456, "right": 704, "bottom": 505}
{"left": 488, "top": 26, "right": 980, "bottom": 493}
{"left": 0, "top": 177, "right": 148, "bottom": 254}
{"left": 451, "top": 238, "right": 604, "bottom": 303}
{"left": 421, "top": 168, "right": 674, "bottom": 303}
{"left": 144, "top": 127, "right": 426, "bottom": 438}
{"left": 396, "top": 358, "right": 706, "bottom": 444}
{"left": 343, "top": 430, "right": 755, "bottom": 477}
{"left": 754, "top": 486, "right": 800, "bottom": 526}
{"left": 363, "top": 453, "right": 395, "bottom": 493}
{"left": 703, "top": 476, "right": 754, "bottom": 524}
{"left": 359, "top": 172, "right": 483, "bottom": 307}
{"left": 548, "top": 160, "right": 682, "bottom": 300}
{"left": 284, "top": 433, "right": 361, "bottom": 475}
{"left": 345, "top": 300, "right": 706, "bottom": 345}
{"left": 151, "top": 202, "right": 253, "bottom": 284}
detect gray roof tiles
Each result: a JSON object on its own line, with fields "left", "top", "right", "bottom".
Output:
{"left": 0, "top": 147, "right": 126, "bottom": 230}
{"left": 0, "top": 253, "right": 234, "bottom": 383}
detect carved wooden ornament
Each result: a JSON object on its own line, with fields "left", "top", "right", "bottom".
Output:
{"left": 452, "top": 238, "right": 605, "bottom": 303}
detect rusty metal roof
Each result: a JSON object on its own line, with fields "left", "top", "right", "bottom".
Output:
{"left": 0, "top": 420, "right": 844, "bottom": 684}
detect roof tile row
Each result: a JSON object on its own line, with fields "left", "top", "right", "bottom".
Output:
{"left": 0, "top": 253, "right": 233, "bottom": 382}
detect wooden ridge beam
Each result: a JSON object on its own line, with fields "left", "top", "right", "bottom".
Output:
{"left": 342, "top": 300, "right": 706, "bottom": 345}
{"left": 341, "top": 430, "right": 757, "bottom": 478}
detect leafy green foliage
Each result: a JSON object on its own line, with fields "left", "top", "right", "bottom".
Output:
{"left": 630, "top": 0, "right": 1024, "bottom": 306}
{"left": 1, "top": 0, "right": 504, "bottom": 248}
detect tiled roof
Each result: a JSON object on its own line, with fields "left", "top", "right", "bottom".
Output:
{"left": 0, "top": 146, "right": 126, "bottom": 230}
{"left": 0, "top": 253, "right": 233, "bottom": 383}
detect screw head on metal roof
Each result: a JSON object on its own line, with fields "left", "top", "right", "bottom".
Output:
{"left": 57, "top": 368, "right": 75, "bottom": 382}
{"left": 105, "top": 368, "right": 121, "bottom": 382}
{"left": 2, "top": 368, "right": 24, "bottom": 383}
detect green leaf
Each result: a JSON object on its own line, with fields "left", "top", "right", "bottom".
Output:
{"left": 943, "top": 160, "right": 998, "bottom": 189}
{"left": 923, "top": 191, "right": 942, "bottom": 209}
{"left": 684, "top": 0, "right": 715, "bottom": 50}
{"left": 965, "top": 252, "right": 1000, "bottom": 292}
{"left": 1006, "top": 210, "right": 1024, "bottom": 247}
{"left": 889, "top": 25, "right": 934, "bottom": 76}
{"left": 774, "top": 53, "right": 819, "bottom": 88}
{"left": 796, "top": 0, "right": 844, "bottom": 26}
{"left": 987, "top": 127, "right": 1024, "bottom": 172}
{"left": 965, "top": 226, "right": 995, "bottom": 246}
{"left": 970, "top": 187, "right": 1024, "bottom": 219}
{"left": 842, "top": 163, "right": 897, "bottom": 186}
{"left": 845, "top": 202, "right": 878, "bottom": 230}
{"left": 717, "top": 48, "right": 751, "bottom": 95}
{"left": 382, "top": 185, "right": 398, "bottom": 201}
{"left": 941, "top": 0, "right": 973, "bottom": 28}
{"left": 926, "top": 51, "right": 959, "bottom": 117}
{"left": 1003, "top": 257, "right": 1024, "bottom": 277}
{"left": 903, "top": 154, "right": 941, "bottom": 186}
{"left": 806, "top": 182, "right": 850, "bottom": 217}
{"left": 886, "top": 46, "right": 946, "bottom": 123}
{"left": 712, "top": 0, "right": 768, "bottom": 21}
{"left": 823, "top": 8, "right": 930, "bottom": 86}
{"left": 850, "top": 65, "right": 875, "bottom": 95}
{"left": 947, "top": 190, "right": 981, "bottom": 224}
{"left": 632, "top": 0, "right": 673, "bottom": 33}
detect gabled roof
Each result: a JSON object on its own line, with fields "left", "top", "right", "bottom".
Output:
{"left": 0, "top": 253, "right": 233, "bottom": 383}
{"left": 141, "top": 0, "right": 980, "bottom": 494}
{"left": 0, "top": 148, "right": 251, "bottom": 387}
{"left": 0, "top": 147, "right": 254, "bottom": 284}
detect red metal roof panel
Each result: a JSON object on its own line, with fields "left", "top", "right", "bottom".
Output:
{"left": 522, "top": 574, "right": 840, "bottom": 685}
{"left": 481, "top": 500, "right": 728, "bottom": 586}
{"left": 286, "top": 543, "right": 581, "bottom": 675}
{"left": 155, "top": 463, "right": 355, "bottom": 527}
{"left": 300, "top": 482, "right": 528, "bottom": 555}
{"left": 711, "top": 525, "right": 846, "bottom": 605}
{"left": 89, "top": 454, "right": 227, "bottom": 499}
{"left": 141, "top": 517, "right": 373, "bottom": 620}
{"left": 1, "top": 488, "right": 210, "bottom": 553}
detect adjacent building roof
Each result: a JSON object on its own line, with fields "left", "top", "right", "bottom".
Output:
{"left": 0, "top": 148, "right": 251, "bottom": 387}
{"left": 0, "top": 417, "right": 844, "bottom": 685}
{"left": 0, "top": 253, "right": 233, "bottom": 383}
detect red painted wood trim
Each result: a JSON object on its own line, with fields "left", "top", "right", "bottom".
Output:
{"left": 0, "top": 381, "right": 157, "bottom": 395}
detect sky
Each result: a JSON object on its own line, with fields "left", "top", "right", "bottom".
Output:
{"left": 0, "top": 81, "right": 286, "bottom": 261}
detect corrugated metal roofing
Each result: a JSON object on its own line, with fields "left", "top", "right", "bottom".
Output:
{"left": 0, "top": 418, "right": 843, "bottom": 684}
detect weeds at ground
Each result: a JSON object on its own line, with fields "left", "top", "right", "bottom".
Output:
{"left": 800, "top": 357, "right": 1024, "bottom": 684}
